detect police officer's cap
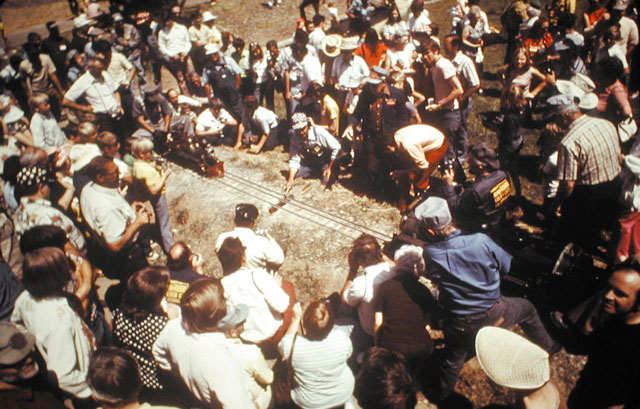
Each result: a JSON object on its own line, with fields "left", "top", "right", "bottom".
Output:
{"left": 470, "top": 143, "right": 500, "bottom": 170}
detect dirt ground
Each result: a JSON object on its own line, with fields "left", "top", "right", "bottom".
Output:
{"left": 2, "top": 0, "right": 597, "bottom": 407}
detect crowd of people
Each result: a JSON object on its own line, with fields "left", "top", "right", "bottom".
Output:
{"left": 0, "top": 0, "right": 639, "bottom": 408}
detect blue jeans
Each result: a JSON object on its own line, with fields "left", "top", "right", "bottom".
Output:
{"left": 438, "top": 110, "right": 466, "bottom": 161}
{"left": 459, "top": 99, "right": 472, "bottom": 158}
{"left": 152, "top": 194, "right": 174, "bottom": 254}
{"left": 437, "top": 296, "right": 555, "bottom": 401}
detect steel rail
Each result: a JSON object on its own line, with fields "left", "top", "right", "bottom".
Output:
{"left": 195, "top": 169, "right": 363, "bottom": 241}
{"left": 222, "top": 170, "right": 394, "bottom": 242}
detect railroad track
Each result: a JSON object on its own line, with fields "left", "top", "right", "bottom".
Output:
{"left": 177, "top": 164, "right": 395, "bottom": 243}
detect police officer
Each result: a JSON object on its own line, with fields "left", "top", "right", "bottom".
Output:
{"left": 202, "top": 43, "right": 245, "bottom": 149}
{"left": 441, "top": 142, "right": 512, "bottom": 234}
{"left": 202, "top": 44, "right": 244, "bottom": 121}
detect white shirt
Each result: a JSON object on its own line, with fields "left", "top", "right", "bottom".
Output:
{"left": 618, "top": 16, "right": 639, "bottom": 55}
{"left": 216, "top": 226, "right": 285, "bottom": 270}
{"left": 286, "top": 53, "right": 323, "bottom": 96}
{"left": 29, "top": 111, "right": 67, "bottom": 152}
{"left": 158, "top": 23, "right": 192, "bottom": 57}
{"left": 196, "top": 107, "right": 234, "bottom": 134}
{"left": 224, "top": 339, "right": 273, "bottom": 409}
{"left": 343, "top": 261, "right": 394, "bottom": 335}
{"left": 221, "top": 267, "right": 290, "bottom": 343}
{"left": 69, "top": 143, "right": 101, "bottom": 172}
{"left": 408, "top": 10, "right": 431, "bottom": 32}
{"left": 331, "top": 54, "right": 370, "bottom": 89}
{"left": 80, "top": 182, "right": 136, "bottom": 246}
{"left": 252, "top": 55, "right": 270, "bottom": 84}
{"left": 152, "top": 319, "right": 255, "bottom": 409}
{"left": 106, "top": 51, "right": 133, "bottom": 85}
{"left": 308, "top": 28, "right": 326, "bottom": 54}
{"left": 278, "top": 326, "right": 354, "bottom": 409}
{"left": 251, "top": 106, "right": 279, "bottom": 135}
{"left": 11, "top": 293, "right": 94, "bottom": 398}
{"left": 595, "top": 43, "right": 629, "bottom": 70}
{"left": 65, "top": 70, "right": 120, "bottom": 114}
{"left": 431, "top": 56, "right": 460, "bottom": 110}
{"left": 188, "top": 24, "right": 219, "bottom": 46}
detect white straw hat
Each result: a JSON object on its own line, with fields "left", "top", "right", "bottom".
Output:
{"left": 475, "top": 327, "right": 550, "bottom": 390}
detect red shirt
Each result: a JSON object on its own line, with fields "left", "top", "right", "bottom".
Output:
{"left": 354, "top": 43, "right": 389, "bottom": 68}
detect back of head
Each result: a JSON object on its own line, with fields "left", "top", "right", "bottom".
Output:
{"left": 88, "top": 155, "right": 114, "bottom": 182}
{"left": 217, "top": 237, "right": 245, "bottom": 274}
{"left": 234, "top": 203, "right": 259, "bottom": 227}
{"left": 22, "top": 247, "right": 72, "bottom": 300}
{"left": 243, "top": 95, "right": 259, "bottom": 112}
{"left": 15, "top": 164, "right": 48, "bottom": 199}
{"left": 130, "top": 137, "right": 154, "bottom": 157}
{"left": 88, "top": 347, "right": 142, "bottom": 408}
{"left": 348, "top": 234, "right": 382, "bottom": 272}
{"left": 180, "top": 278, "right": 227, "bottom": 333}
{"left": 95, "top": 131, "right": 118, "bottom": 151}
{"left": 302, "top": 300, "right": 334, "bottom": 340}
{"left": 355, "top": 347, "right": 417, "bottom": 409}
{"left": 78, "top": 122, "right": 98, "bottom": 143}
{"left": 19, "top": 225, "right": 67, "bottom": 255}
{"left": 393, "top": 247, "right": 425, "bottom": 279}
{"left": 121, "top": 266, "right": 170, "bottom": 319}
{"left": 168, "top": 241, "right": 192, "bottom": 270}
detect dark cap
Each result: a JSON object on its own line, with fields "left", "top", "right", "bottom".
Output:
{"left": 470, "top": 143, "right": 500, "bottom": 170}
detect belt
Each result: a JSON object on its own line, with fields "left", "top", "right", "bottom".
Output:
{"left": 450, "top": 299, "right": 501, "bottom": 322}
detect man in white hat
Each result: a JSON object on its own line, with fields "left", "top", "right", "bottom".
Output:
{"left": 330, "top": 36, "right": 370, "bottom": 125}
{"left": 415, "top": 196, "right": 557, "bottom": 403}
{"left": 188, "top": 12, "right": 220, "bottom": 72}
{"left": 201, "top": 11, "right": 222, "bottom": 45}
{"left": 331, "top": 36, "right": 370, "bottom": 92}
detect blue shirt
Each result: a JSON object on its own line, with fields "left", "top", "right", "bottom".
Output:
{"left": 423, "top": 230, "right": 512, "bottom": 315}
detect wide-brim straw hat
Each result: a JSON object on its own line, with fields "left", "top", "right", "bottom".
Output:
{"left": 322, "top": 34, "right": 342, "bottom": 58}
{"left": 339, "top": 36, "right": 360, "bottom": 51}
{"left": 475, "top": 326, "right": 550, "bottom": 390}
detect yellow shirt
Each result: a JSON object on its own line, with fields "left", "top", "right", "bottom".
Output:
{"left": 133, "top": 160, "right": 164, "bottom": 194}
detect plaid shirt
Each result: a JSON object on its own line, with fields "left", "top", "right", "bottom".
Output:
{"left": 557, "top": 115, "right": 621, "bottom": 185}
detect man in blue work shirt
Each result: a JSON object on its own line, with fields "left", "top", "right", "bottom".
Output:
{"left": 416, "top": 197, "right": 557, "bottom": 404}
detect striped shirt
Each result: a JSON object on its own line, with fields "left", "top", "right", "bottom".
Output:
{"left": 557, "top": 115, "right": 621, "bottom": 185}
{"left": 279, "top": 325, "right": 354, "bottom": 409}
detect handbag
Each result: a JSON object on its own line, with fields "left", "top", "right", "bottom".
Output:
{"left": 272, "top": 333, "right": 297, "bottom": 407}
{"left": 618, "top": 116, "right": 638, "bottom": 144}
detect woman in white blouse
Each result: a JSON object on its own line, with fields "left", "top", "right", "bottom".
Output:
{"left": 11, "top": 247, "right": 95, "bottom": 401}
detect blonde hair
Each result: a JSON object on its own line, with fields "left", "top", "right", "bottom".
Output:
{"left": 130, "top": 137, "right": 154, "bottom": 157}
{"left": 78, "top": 122, "right": 98, "bottom": 143}
{"left": 501, "top": 84, "right": 527, "bottom": 111}
{"left": 29, "top": 93, "right": 49, "bottom": 112}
